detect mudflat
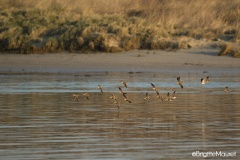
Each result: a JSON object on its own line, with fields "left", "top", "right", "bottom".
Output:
{"left": 0, "top": 47, "right": 239, "bottom": 75}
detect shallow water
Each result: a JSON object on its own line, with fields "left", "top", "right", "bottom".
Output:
{"left": 0, "top": 72, "right": 239, "bottom": 159}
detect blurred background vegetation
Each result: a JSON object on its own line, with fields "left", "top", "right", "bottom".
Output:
{"left": 0, "top": 0, "right": 239, "bottom": 56}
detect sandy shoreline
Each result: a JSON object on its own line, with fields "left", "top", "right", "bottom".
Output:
{"left": 0, "top": 47, "right": 239, "bottom": 76}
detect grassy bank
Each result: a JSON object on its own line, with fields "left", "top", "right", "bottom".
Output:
{"left": 0, "top": 0, "right": 239, "bottom": 57}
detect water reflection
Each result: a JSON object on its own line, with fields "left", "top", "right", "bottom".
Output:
{"left": 0, "top": 73, "right": 239, "bottom": 159}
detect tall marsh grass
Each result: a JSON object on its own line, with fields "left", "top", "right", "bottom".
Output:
{"left": 0, "top": 0, "right": 239, "bottom": 55}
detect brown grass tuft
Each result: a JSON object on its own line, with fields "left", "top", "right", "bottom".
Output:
{"left": 218, "top": 43, "right": 240, "bottom": 58}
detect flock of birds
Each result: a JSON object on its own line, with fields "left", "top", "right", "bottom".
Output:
{"left": 71, "top": 75, "right": 230, "bottom": 109}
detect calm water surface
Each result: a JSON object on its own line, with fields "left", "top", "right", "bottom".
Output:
{"left": 0, "top": 72, "right": 239, "bottom": 159}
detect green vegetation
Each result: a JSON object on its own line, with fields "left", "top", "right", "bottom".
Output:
{"left": 0, "top": 0, "right": 239, "bottom": 56}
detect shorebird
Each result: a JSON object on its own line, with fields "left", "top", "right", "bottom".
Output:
{"left": 123, "top": 93, "right": 131, "bottom": 103}
{"left": 156, "top": 89, "right": 163, "bottom": 101}
{"left": 119, "top": 87, "right": 126, "bottom": 94}
{"left": 201, "top": 76, "right": 210, "bottom": 84}
{"left": 177, "top": 76, "right": 183, "bottom": 89}
{"left": 83, "top": 92, "right": 90, "bottom": 99}
{"left": 167, "top": 92, "right": 172, "bottom": 101}
{"left": 110, "top": 94, "right": 117, "bottom": 100}
{"left": 121, "top": 80, "right": 127, "bottom": 88}
{"left": 110, "top": 94, "right": 120, "bottom": 109}
{"left": 224, "top": 86, "right": 230, "bottom": 92}
{"left": 171, "top": 90, "right": 176, "bottom": 99}
{"left": 144, "top": 92, "right": 150, "bottom": 100}
{"left": 72, "top": 94, "right": 80, "bottom": 101}
{"left": 200, "top": 78, "right": 206, "bottom": 84}
{"left": 151, "top": 83, "right": 157, "bottom": 91}
{"left": 205, "top": 76, "right": 210, "bottom": 82}
{"left": 166, "top": 90, "right": 176, "bottom": 101}
{"left": 98, "top": 85, "right": 103, "bottom": 93}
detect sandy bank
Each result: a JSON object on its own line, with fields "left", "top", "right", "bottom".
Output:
{"left": 0, "top": 48, "right": 239, "bottom": 75}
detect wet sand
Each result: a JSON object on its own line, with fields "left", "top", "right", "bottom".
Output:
{"left": 0, "top": 47, "right": 239, "bottom": 75}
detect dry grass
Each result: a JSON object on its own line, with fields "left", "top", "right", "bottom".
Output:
{"left": 218, "top": 43, "right": 240, "bottom": 58}
{"left": 0, "top": 0, "right": 239, "bottom": 55}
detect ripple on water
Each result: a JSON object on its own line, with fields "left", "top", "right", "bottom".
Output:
{"left": 0, "top": 73, "right": 239, "bottom": 159}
